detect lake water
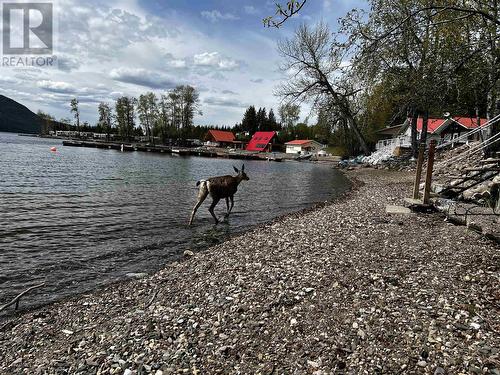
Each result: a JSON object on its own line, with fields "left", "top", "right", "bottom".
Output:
{"left": 0, "top": 132, "right": 350, "bottom": 315}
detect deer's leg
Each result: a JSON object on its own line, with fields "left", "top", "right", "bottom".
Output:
{"left": 208, "top": 198, "right": 220, "bottom": 224}
{"left": 188, "top": 185, "right": 208, "bottom": 225}
{"left": 229, "top": 196, "right": 234, "bottom": 214}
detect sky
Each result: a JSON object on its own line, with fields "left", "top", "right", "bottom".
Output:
{"left": 0, "top": 0, "right": 367, "bottom": 127}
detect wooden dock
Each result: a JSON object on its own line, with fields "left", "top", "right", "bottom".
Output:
{"left": 61, "top": 140, "right": 288, "bottom": 162}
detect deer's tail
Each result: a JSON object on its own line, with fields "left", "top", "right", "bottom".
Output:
{"left": 196, "top": 179, "right": 206, "bottom": 187}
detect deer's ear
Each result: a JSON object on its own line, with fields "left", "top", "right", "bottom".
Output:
{"left": 241, "top": 164, "right": 245, "bottom": 172}
{"left": 233, "top": 166, "right": 239, "bottom": 173}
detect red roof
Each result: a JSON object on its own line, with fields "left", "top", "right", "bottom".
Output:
{"left": 206, "top": 129, "right": 235, "bottom": 143}
{"left": 285, "top": 139, "right": 311, "bottom": 145}
{"left": 411, "top": 117, "right": 487, "bottom": 134}
{"left": 415, "top": 118, "right": 446, "bottom": 133}
{"left": 453, "top": 117, "right": 487, "bottom": 128}
{"left": 246, "top": 131, "right": 276, "bottom": 152}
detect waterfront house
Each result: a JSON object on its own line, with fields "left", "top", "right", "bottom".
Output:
{"left": 204, "top": 130, "right": 238, "bottom": 148}
{"left": 285, "top": 139, "right": 324, "bottom": 154}
{"left": 246, "top": 131, "right": 277, "bottom": 152}
{"left": 375, "top": 116, "right": 488, "bottom": 150}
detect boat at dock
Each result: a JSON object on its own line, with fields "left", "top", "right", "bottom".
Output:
{"left": 171, "top": 148, "right": 190, "bottom": 156}
{"left": 266, "top": 155, "right": 284, "bottom": 162}
{"left": 295, "top": 153, "right": 313, "bottom": 161}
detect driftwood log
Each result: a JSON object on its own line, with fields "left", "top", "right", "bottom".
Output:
{"left": 0, "top": 283, "right": 45, "bottom": 312}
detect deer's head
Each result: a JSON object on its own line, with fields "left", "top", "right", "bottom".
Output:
{"left": 233, "top": 164, "right": 249, "bottom": 181}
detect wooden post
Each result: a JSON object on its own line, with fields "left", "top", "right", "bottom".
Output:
{"left": 413, "top": 143, "right": 426, "bottom": 199}
{"left": 423, "top": 140, "right": 437, "bottom": 204}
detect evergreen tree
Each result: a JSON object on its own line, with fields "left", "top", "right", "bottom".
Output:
{"left": 256, "top": 107, "right": 267, "bottom": 131}
{"left": 267, "top": 108, "right": 279, "bottom": 131}
{"left": 241, "top": 106, "right": 258, "bottom": 133}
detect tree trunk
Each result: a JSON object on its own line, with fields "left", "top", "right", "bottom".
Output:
{"left": 487, "top": 0, "right": 499, "bottom": 153}
{"left": 411, "top": 109, "right": 419, "bottom": 157}
{"left": 348, "top": 117, "right": 370, "bottom": 155}
{"left": 420, "top": 110, "right": 429, "bottom": 146}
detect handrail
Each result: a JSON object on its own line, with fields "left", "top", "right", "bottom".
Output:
{"left": 436, "top": 113, "right": 500, "bottom": 150}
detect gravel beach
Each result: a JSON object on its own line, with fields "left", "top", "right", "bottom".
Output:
{"left": 1, "top": 169, "right": 498, "bottom": 374}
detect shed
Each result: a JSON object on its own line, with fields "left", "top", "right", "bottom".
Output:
{"left": 285, "top": 139, "right": 324, "bottom": 154}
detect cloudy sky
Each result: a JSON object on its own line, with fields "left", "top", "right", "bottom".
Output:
{"left": 0, "top": 0, "right": 366, "bottom": 126}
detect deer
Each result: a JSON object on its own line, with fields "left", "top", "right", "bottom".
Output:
{"left": 189, "top": 165, "right": 249, "bottom": 225}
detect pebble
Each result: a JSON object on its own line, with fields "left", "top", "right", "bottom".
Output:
{"left": 1, "top": 170, "right": 498, "bottom": 374}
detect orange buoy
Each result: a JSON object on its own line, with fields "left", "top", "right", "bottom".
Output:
{"left": 50, "top": 146, "right": 57, "bottom": 152}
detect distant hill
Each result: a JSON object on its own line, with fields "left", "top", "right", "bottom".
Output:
{"left": 0, "top": 95, "right": 42, "bottom": 134}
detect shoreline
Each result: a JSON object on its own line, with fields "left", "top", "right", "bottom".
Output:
{"left": 1, "top": 169, "right": 498, "bottom": 374}
{"left": 0, "top": 165, "right": 353, "bottom": 320}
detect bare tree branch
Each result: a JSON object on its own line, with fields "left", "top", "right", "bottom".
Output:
{"left": 263, "top": 0, "right": 307, "bottom": 28}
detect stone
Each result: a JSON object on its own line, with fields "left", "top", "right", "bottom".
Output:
{"left": 386, "top": 205, "right": 412, "bottom": 214}
{"left": 469, "top": 322, "right": 480, "bottom": 330}
{"left": 307, "top": 360, "right": 319, "bottom": 368}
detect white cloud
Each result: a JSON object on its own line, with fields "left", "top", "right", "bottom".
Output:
{"left": 204, "top": 96, "right": 247, "bottom": 108}
{"left": 37, "top": 80, "right": 76, "bottom": 93}
{"left": 169, "top": 59, "right": 187, "bottom": 68}
{"left": 0, "top": 76, "right": 18, "bottom": 84}
{"left": 109, "top": 68, "right": 180, "bottom": 89}
{"left": 193, "top": 52, "right": 240, "bottom": 71}
{"left": 201, "top": 10, "right": 239, "bottom": 22}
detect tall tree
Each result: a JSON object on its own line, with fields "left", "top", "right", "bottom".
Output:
{"left": 97, "top": 102, "right": 112, "bottom": 141}
{"left": 115, "top": 96, "right": 136, "bottom": 141}
{"left": 179, "top": 85, "right": 201, "bottom": 129}
{"left": 70, "top": 98, "right": 80, "bottom": 136}
{"left": 276, "top": 23, "right": 370, "bottom": 154}
{"left": 137, "top": 92, "right": 158, "bottom": 144}
{"left": 256, "top": 107, "right": 267, "bottom": 131}
{"left": 278, "top": 103, "right": 300, "bottom": 129}
{"left": 241, "top": 106, "right": 258, "bottom": 133}
{"left": 157, "top": 94, "right": 172, "bottom": 141}
{"left": 267, "top": 108, "right": 279, "bottom": 130}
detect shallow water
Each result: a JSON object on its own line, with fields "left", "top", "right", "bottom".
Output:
{"left": 0, "top": 132, "right": 350, "bottom": 314}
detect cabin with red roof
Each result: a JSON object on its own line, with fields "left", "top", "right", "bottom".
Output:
{"left": 285, "top": 139, "right": 324, "bottom": 154}
{"left": 376, "top": 116, "right": 488, "bottom": 150}
{"left": 204, "top": 129, "right": 245, "bottom": 149}
{"left": 246, "top": 131, "right": 277, "bottom": 152}
{"left": 401, "top": 117, "right": 488, "bottom": 142}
